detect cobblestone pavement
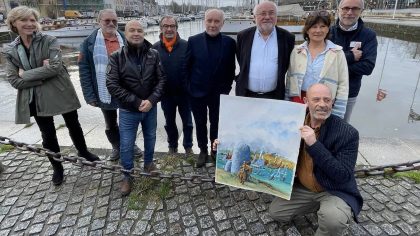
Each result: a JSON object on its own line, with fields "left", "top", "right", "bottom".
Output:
{"left": 0, "top": 149, "right": 419, "bottom": 236}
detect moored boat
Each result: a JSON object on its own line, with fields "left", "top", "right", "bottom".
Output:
{"left": 41, "top": 19, "right": 98, "bottom": 38}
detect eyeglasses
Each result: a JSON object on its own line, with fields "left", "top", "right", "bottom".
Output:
{"left": 162, "top": 24, "right": 177, "bottom": 29}
{"left": 308, "top": 10, "right": 330, "bottom": 17}
{"left": 340, "top": 7, "right": 362, "bottom": 13}
{"left": 101, "top": 19, "right": 117, "bottom": 25}
{"left": 255, "top": 11, "right": 276, "bottom": 17}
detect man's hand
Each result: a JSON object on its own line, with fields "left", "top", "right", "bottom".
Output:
{"left": 212, "top": 139, "right": 220, "bottom": 151}
{"left": 139, "top": 100, "right": 152, "bottom": 112}
{"left": 18, "top": 68, "right": 24, "bottom": 77}
{"left": 89, "top": 102, "right": 98, "bottom": 107}
{"left": 43, "top": 59, "right": 50, "bottom": 66}
{"left": 300, "top": 125, "right": 317, "bottom": 146}
{"left": 351, "top": 46, "right": 363, "bottom": 61}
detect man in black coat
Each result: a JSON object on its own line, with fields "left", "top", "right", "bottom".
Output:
{"left": 236, "top": 1, "right": 295, "bottom": 100}
{"left": 153, "top": 16, "right": 193, "bottom": 156}
{"left": 186, "top": 9, "right": 236, "bottom": 167}
{"left": 269, "top": 83, "right": 362, "bottom": 235}
{"left": 330, "top": 0, "right": 378, "bottom": 122}
{"left": 107, "top": 20, "right": 166, "bottom": 196}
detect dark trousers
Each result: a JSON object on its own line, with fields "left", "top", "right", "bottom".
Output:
{"left": 161, "top": 95, "right": 193, "bottom": 149}
{"left": 34, "top": 110, "right": 88, "bottom": 168}
{"left": 190, "top": 93, "right": 221, "bottom": 151}
{"left": 101, "top": 109, "right": 120, "bottom": 147}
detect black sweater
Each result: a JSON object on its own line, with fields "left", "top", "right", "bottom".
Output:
{"left": 307, "top": 115, "right": 363, "bottom": 220}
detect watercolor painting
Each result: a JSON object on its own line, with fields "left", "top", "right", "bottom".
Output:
{"left": 216, "top": 95, "right": 306, "bottom": 200}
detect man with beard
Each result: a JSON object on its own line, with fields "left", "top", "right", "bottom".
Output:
{"left": 79, "top": 9, "right": 143, "bottom": 161}
{"left": 269, "top": 84, "right": 362, "bottom": 235}
{"left": 106, "top": 20, "right": 166, "bottom": 196}
{"left": 153, "top": 16, "right": 193, "bottom": 156}
{"left": 236, "top": 1, "right": 295, "bottom": 100}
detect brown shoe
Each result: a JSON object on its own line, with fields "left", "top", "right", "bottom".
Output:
{"left": 121, "top": 178, "right": 132, "bottom": 196}
{"left": 144, "top": 162, "right": 158, "bottom": 173}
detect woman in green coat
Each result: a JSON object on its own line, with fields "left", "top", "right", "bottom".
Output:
{"left": 3, "top": 6, "right": 100, "bottom": 185}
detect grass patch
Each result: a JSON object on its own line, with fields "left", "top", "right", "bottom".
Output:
{"left": 393, "top": 171, "right": 420, "bottom": 183}
{"left": 56, "top": 124, "right": 66, "bottom": 130}
{"left": 186, "top": 156, "right": 196, "bottom": 166}
{"left": 127, "top": 155, "right": 182, "bottom": 210}
{"left": 0, "top": 144, "right": 14, "bottom": 154}
{"left": 24, "top": 122, "right": 34, "bottom": 128}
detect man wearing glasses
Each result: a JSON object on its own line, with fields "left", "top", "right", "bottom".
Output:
{"left": 236, "top": 0, "right": 295, "bottom": 100}
{"left": 152, "top": 16, "right": 194, "bottom": 156}
{"left": 79, "top": 9, "right": 142, "bottom": 160}
{"left": 330, "top": 0, "right": 378, "bottom": 123}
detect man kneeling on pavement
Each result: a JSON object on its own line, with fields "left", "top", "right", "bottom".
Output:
{"left": 106, "top": 20, "right": 166, "bottom": 196}
{"left": 214, "top": 84, "right": 362, "bottom": 235}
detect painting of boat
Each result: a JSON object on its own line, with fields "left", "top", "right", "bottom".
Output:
{"left": 215, "top": 95, "right": 306, "bottom": 200}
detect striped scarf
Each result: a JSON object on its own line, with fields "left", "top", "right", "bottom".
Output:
{"left": 93, "top": 29, "right": 124, "bottom": 104}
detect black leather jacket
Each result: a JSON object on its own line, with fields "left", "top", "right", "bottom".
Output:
{"left": 106, "top": 40, "right": 166, "bottom": 112}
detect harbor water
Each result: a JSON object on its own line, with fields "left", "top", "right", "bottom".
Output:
{"left": 1, "top": 20, "right": 420, "bottom": 140}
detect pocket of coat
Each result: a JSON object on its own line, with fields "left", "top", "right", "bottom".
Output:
{"left": 52, "top": 78, "right": 66, "bottom": 91}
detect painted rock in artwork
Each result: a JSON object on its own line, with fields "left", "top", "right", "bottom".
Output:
{"left": 231, "top": 143, "right": 251, "bottom": 174}
{"left": 225, "top": 160, "right": 232, "bottom": 172}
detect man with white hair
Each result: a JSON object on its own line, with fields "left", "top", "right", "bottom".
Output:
{"left": 330, "top": 0, "right": 378, "bottom": 122}
{"left": 236, "top": 0, "right": 295, "bottom": 100}
{"left": 269, "top": 83, "right": 362, "bottom": 236}
{"left": 79, "top": 9, "right": 143, "bottom": 161}
{"left": 186, "top": 9, "right": 236, "bottom": 168}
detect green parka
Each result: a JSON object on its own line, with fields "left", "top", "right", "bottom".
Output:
{"left": 2, "top": 32, "right": 81, "bottom": 124}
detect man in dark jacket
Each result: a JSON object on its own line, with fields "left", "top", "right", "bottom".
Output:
{"left": 330, "top": 0, "right": 378, "bottom": 122}
{"left": 153, "top": 16, "right": 193, "bottom": 156}
{"left": 236, "top": 1, "right": 295, "bottom": 100}
{"left": 79, "top": 9, "right": 142, "bottom": 161}
{"left": 269, "top": 83, "right": 362, "bottom": 236}
{"left": 106, "top": 20, "right": 166, "bottom": 196}
{"left": 186, "top": 9, "right": 236, "bottom": 168}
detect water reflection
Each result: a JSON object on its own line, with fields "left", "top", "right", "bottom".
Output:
{"left": 353, "top": 36, "right": 420, "bottom": 139}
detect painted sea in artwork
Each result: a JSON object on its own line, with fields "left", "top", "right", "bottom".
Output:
{"left": 216, "top": 95, "right": 306, "bottom": 200}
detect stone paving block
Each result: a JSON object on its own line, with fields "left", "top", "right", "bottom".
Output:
{"left": 169, "top": 223, "right": 183, "bottom": 235}
{"left": 28, "top": 223, "right": 44, "bottom": 235}
{"left": 0, "top": 216, "right": 19, "bottom": 230}
{"left": 13, "top": 221, "right": 30, "bottom": 232}
{"left": 73, "top": 227, "right": 88, "bottom": 236}
{"left": 44, "top": 224, "right": 59, "bottom": 236}
{"left": 185, "top": 226, "right": 199, "bottom": 236}
{"left": 117, "top": 219, "right": 134, "bottom": 235}
{"left": 217, "top": 220, "right": 232, "bottom": 231}
{"left": 132, "top": 220, "right": 148, "bottom": 235}
{"left": 182, "top": 214, "right": 197, "bottom": 227}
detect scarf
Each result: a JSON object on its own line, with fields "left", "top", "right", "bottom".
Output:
{"left": 93, "top": 29, "right": 124, "bottom": 104}
{"left": 17, "top": 41, "right": 35, "bottom": 103}
{"left": 163, "top": 36, "right": 176, "bottom": 52}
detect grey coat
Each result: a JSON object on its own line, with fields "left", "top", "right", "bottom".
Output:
{"left": 2, "top": 32, "right": 81, "bottom": 124}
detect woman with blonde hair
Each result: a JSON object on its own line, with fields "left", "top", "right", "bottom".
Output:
{"left": 2, "top": 6, "right": 99, "bottom": 185}
{"left": 286, "top": 10, "right": 348, "bottom": 118}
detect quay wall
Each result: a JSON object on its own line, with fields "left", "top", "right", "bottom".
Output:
{"left": 364, "top": 21, "right": 420, "bottom": 43}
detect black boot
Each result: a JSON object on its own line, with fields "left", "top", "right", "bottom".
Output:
{"left": 49, "top": 157, "right": 64, "bottom": 186}
{"left": 67, "top": 119, "right": 100, "bottom": 162}
{"left": 196, "top": 149, "right": 208, "bottom": 168}
{"left": 105, "top": 128, "right": 120, "bottom": 161}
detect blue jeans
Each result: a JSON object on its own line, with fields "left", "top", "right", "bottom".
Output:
{"left": 161, "top": 95, "right": 193, "bottom": 149}
{"left": 119, "top": 107, "right": 157, "bottom": 178}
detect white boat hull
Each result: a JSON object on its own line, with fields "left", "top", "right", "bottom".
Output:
{"left": 42, "top": 25, "right": 98, "bottom": 38}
